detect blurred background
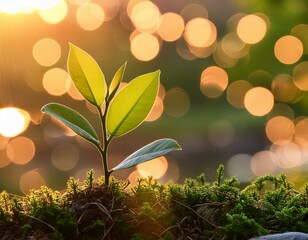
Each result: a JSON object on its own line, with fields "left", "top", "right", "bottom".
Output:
{"left": 1, "top": 0, "right": 308, "bottom": 194}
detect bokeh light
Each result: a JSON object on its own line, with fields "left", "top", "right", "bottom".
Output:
{"left": 6, "top": 137, "right": 35, "bottom": 165}
{"left": 130, "top": 33, "right": 160, "bottom": 61}
{"left": 184, "top": 18, "right": 217, "bottom": 48}
{"left": 200, "top": 66, "right": 228, "bottom": 98}
{"left": 237, "top": 14, "right": 267, "bottom": 44}
{"left": 0, "top": 150, "right": 10, "bottom": 168}
{"left": 98, "top": 0, "right": 119, "bottom": 21}
{"left": 128, "top": 170, "right": 144, "bottom": 186}
{"left": 38, "top": 0, "right": 67, "bottom": 24}
{"left": 68, "top": 0, "right": 90, "bottom": 5}
{"left": 42, "top": 68, "right": 71, "bottom": 96}
{"left": 251, "top": 151, "right": 277, "bottom": 176}
{"left": 164, "top": 87, "right": 190, "bottom": 118}
{"left": 227, "top": 80, "right": 252, "bottom": 108}
{"left": 76, "top": 3, "right": 105, "bottom": 31}
{"left": 208, "top": 120, "right": 234, "bottom": 148}
{"left": 213, "top": 41, "right": 238, "bottom": 68}
{"left": 221, "top": 32, "right": 249, "bottom": 59}
{"left": 137, "top": 156, "right": 168, "bottom": 179}
{"left": 247, "top": 70, "right": 272, "bottom": 88}
{"left": 130, "top": 1, "right": 161, "bottom": 33}
{"left": 0, "top": 108, "right": 30, "bottom": 138}
{"left": 293, "top": 61, "right": 308, "bottom": 91}
{"left": 181, "top": 3, "right": 208, "bottom": 21}
{"left": 158, "top": 13, "right": 184, "bottom": 42}
{"left": 244, "top": 87, "right": 274, "bottom": 116}
{"left": 274, "top": 35, "right": 303, "bottom": 64}
{"left": 271, "top": 74, "right": 301, "bottom": 103}
{"left": 20, "top": 170, "right": 46, "bottom": 194}
{"left": 51, "top": 143, "right": 79, "bottom": 171}
{"left": 294, "top": 118, "right": 308, "bottom": 146}
{"left": 291, "top": 24, "right": 308, "bottom": 54}
{"left": 271, "top": 143, "right": 303, "bottom": 169}
{"left": 145, "top": 97, "right": 164, "bottom": 122}
{"left": 265, "top": 116, "right": 294, "bottom": 145}
{"left": 267, "top": 103, "right": 294, "bottom": 120}
{"left": 67, "top": 82, "right": 84, "bottom": 100}
{"left": 227, "top": 154, "right": 253, "bottom": 181}
{"left": 32, "top": 38, "right": 61, "bottom": 67}
{"left": 0, "top": 136, "right": 9, "bottom": 150}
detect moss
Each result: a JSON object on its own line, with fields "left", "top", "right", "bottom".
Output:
{"left": 1, "top": 166, "right": 308, "bottom": 239}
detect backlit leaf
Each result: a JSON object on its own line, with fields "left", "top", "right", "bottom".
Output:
{"left": 68, "top": 43, "right": 107, "bottom": 107}
{"left": 108, "top": 62, "right": 127, "bottom": 101}
{"left": 112, "top": 138, "right": 181, "bottom": 171}
{"left": 41, "top": 103, "right": 100, "bottom": 146}
{"left": 106, "top": 70, "right": 160, "bottom": 137}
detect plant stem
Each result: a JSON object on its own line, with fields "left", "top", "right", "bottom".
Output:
{"left": 97, "top": 100, "right": 112, "bottom": 186}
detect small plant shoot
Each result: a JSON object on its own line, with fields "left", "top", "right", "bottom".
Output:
{"left": 42, "top": 43, "right": 181, "bottom": 185}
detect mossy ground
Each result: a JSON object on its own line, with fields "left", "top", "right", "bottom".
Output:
{"left": 1, "top": 165, "right": 308, "bottom": 240}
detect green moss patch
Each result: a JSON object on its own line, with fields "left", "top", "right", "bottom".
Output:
{"left": 1, "top": 165, "right": 308, "bottom": 239}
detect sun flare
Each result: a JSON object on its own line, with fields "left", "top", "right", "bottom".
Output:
{"left": 0, "top": 108, "right": 30, "bottom": 137}
{"left": 0, "top": 0, "right": 59, "bottom": 14}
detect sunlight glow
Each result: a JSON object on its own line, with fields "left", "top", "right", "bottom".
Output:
{"left": 0, "top": 0, "right": 59, "bottom": 14}
{"left": 0, "top": 108, "right": 30, "bottom": 138}
{"left": 38, "top": 0, "right": 67, "bottom": 24}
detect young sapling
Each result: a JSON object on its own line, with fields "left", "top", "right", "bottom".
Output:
{"left": 41, "top": 43, "right": 181, "bottom": 185}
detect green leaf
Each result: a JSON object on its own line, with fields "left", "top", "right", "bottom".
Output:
{"left": 41, "top": 103, "right": 100, "bottom": 146}
{"left": 111, "top": 138, "right": 181, "bottom": 171}
{"left": 68, "top": 43, "right": 107, "bottom": 107}
{"left": 106, "top": 70, "right": 160, "bottom": 137}
{"left": 108, "top": 62, "right": 127, "bottom": 101}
